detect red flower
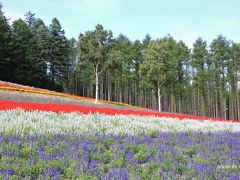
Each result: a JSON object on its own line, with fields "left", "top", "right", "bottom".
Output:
{"left": 0, "top": 100, "right": 238, "bottom": 123}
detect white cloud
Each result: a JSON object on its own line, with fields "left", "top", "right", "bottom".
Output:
{"left": 4, "top": 10, "right": 23, "bottom": 23}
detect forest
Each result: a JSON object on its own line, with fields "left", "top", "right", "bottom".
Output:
{"left": 1, "top": 4, "right": 240, "bottom": 120}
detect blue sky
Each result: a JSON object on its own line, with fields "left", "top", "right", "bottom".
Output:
{"left": 1, "top": 0, "right": 240, "bottom": 48}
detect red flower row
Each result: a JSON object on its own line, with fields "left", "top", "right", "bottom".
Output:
{"left": 0, "top": 100, "right": 239, "bottom": 123}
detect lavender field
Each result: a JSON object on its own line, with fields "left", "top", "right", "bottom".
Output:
{"left": 0, "top": 110, "right": 240, "bottom": 179}
{"left": 1, "top": 132, "right": 240, "bottom": 179}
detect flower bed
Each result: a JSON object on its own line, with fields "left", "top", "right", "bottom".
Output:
{"left": 1, "top": 99, "right": 238, "bottom": 123}
{"left": 1, "top": 109, "right": 240, "bottom": 135}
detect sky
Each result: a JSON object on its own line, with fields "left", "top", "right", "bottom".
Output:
{"left": 1, "top": 0, "right": 240, "bottom": 48}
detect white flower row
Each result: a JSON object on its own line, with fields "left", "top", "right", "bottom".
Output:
{"left": 0, "top": 109, "right": 240, "bottom": 135}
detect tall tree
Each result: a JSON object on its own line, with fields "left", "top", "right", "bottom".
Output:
{"left": 11, "top": 19, "right": 34, "bottom": 84}
{"left": 24, "top": 11, "right": 36, "bottom": 28}
{"left": 112, "top": 34, "right": 134, "bottom": 103}
{"left": 228, "top": 43, "right": 240, "bottom": 119}
{"left": 0, "top": 3, "right": 13, "bottom": 81}
{"left": 191, "top": 38, "right": 209, "bottom": 116}
{"left": 48, "top": 18, "right": 71, "bottom": 90}
{"left": 68, "top": 37, "right": 78, "bottom": 93}
{"left": 174, "top": 41, "right": 190, "bottom": 113}
{"left": 140, "top": 37, "right": 176, "bottom": 111}
{"left": 77, "top": 24, "right": 113, "bottom": 103}
{"left": 30, "top": 18, "right": 49, "bottom": 87}
{"left": 106, "top": 38, "right": 125, "bottom": 101}
{"left": 210, "top": 35, "right": 231, "bottom": 119}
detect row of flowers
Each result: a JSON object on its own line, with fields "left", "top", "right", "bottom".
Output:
{"left": 1, "top": 109, "right": 240, "bottom": 135}
{"left": 1, "top": 99, "right": 238, "bottom": 123}
{"left": 0, "top": 81, "right": 141, "bottom": 109}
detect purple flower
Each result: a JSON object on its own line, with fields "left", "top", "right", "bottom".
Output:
{"left": 2, "top": 168, "right": 16, "bottom": 175}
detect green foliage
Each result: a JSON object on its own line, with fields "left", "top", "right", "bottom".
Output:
{"left": 112, "top": 153, "right": 127, "bottom": 168}
{"left": 161, "top": 160, "right": 174, "bottom": 172}
{"left": 48, "top": 18, "right": 71, "bottom": 87}
{"left": 128, "top": 143, "right": 148, "bottom": 154}
{"left": 147, "top": 129, "right": 160, "bottom": 138}
{"left": 98, "top": 163, "right": 110, "bottom": 174}
{"left": 184, "top": 147, "right": 196, "bottom": 158}
{"left": 134, "top": 150, "right": 147, "bottom": 163}
{"left": 0, "top": 3, "right": 13, "bottom": 82}
{"left": 20, "top": 146, "right": 31, "bottom": 158}
{"left": 128, "top": 144, "right": 156, "bottom": 164}
{"left": 102, "top": 149, "right": 113, "bottom": 164}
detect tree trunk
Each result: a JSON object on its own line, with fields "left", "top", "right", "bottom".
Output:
{"left": 129, "top": 81, "right": 132, "bottom": 105}
{"left": 75, "top": 72, "right": 78, "bottom": 95}
{"left": 152, "top": 90, "right": 157, "bottom": 110}
{"left": 95, "top": 71, "right": 99, "bottom": 104}
{"left": 83, "top": 84, "right": 85, "bottom": 97}
{"left": 140, "top": 89, "right": 143, "bottom": 107}
{"left": 100, "top": 82, "right": 104, "bottom": 100}
{"left": 178, "top": 90, "right": 182, "bottom": 113}
{"left": 114, "top": 71, "right": 117, "bottom": 101}
{"left": 157, "top": 81, "right": 161, "bottom": 112}
{"left": 124, "top": 81, "right": 128, "bottom": 103}
{"left": 144, "top": 90, "right": 147, "bottom": 108}
{"left": 237, "top": 90, "right": 240, "bottom": 120}
{"left": 119, "top": 83, "right": 122, "bottom": 103}
{"left": 107, "top": 70, "right": 111, "bottom": 101}
{"left": 135, "top": 82, "right": 138, "bottom": 106}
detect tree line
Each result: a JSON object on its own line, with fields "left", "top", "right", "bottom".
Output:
{"left": 1, "top": 4, "right": 240, "bottom": 120}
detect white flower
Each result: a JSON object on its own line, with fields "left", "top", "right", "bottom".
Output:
{"left": 0, "top": 109, "right": 240, "bottom": 136}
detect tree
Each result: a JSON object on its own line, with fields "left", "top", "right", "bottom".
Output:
{"left": 174, "top": 41, "right": 190, "bottom": 113}
{"left": 67, "top": 38, "right": 77, "bottom": 93}
{"left": 191, "top": 37, "right": 209, "bottom": 116}
{"left": 30, "top": 18, "right": 49, "bottom": 87}
{"left": 106, "top": 38, "right": 125, "bottom": 101}
{"left": 140, "top": 37, "right": 176, "bottom": 111}
{"left": 0, "top": 3, "right": 13, "bottom": 81}
{"left": 24, "top": 11, "right": 36, "bottom": 28}
{"left": 77, "top": 24, "right": 113, "bottom": 103}
{"left": 210, "top": 35, "right": 231, "bottom": 119}
{"left": 112, "top": 34, "right": 134, "bottom": 103}
{"left": 48, "top": 18, "right": 71, "bottom": 90}
{"left": 11, "top": 19, "right": 34, "bottom": 84}
{"left": 229, "top": 43, "right": 240, "bottom": 120}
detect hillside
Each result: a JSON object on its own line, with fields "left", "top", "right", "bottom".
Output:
{"left": 1, "top": 81, "right": 240, "bottom": 179}
{"left": 0, "top": 81, "right": 152, "bottom": 111}
{"left": 0, "top": 81, "right": 238, "bottom": 122}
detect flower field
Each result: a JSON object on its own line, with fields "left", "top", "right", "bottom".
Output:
{"left": 0, "top": 86, "right": 240, "bottom": 179}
